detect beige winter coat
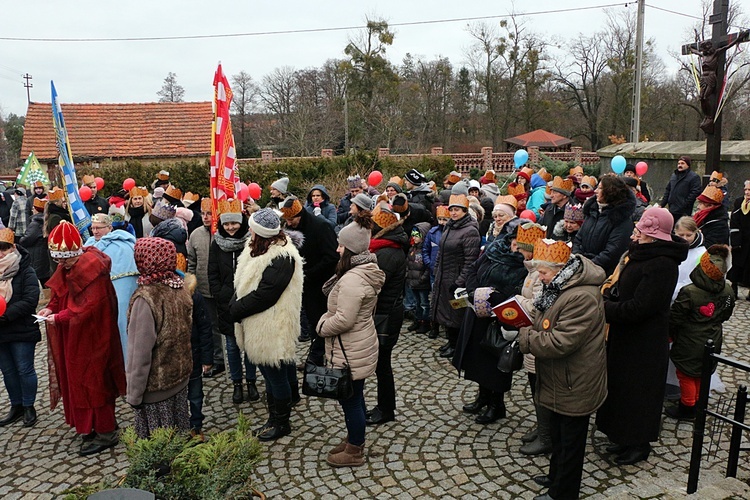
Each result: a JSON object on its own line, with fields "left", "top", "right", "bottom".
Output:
{"left": 317, "top": 261, "right": 385, "bottom": 380}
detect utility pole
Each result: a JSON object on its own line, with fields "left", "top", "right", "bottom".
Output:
{"left": 23, "top": 73, "right": 33, "bottom": 103}
{"left": 629, "top": 0, "right": 646, "bottom": 144}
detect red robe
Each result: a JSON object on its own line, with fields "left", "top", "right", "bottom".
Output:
{"left": 46, "top": 246, "right": 126, "bottom": 433}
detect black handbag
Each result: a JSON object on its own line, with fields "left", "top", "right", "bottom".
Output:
{"left": 302, "top": 336, "right": 354, "bottom": 400}
{"left": 479, "top": 321, "right": 509, "bottom": 357}
{"left": 496, "top": 339, "right": 523, "bottom": 373}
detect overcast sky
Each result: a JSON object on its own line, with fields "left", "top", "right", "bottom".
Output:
{"left": 0, "top": 0, "right": 731, "bottom": 118}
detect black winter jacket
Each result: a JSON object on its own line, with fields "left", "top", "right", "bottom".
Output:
{"left": 296, "top": 208, "right": 339, "bottom": 324}
{"left": 191, "top": 290, "right": 214, "bottom": 378}
{"left": 372, "top": 225, "right": 408, "bottom": 336}
{"left": 698, "top": 207, "right": 729, "bottom": 249}
{"left": 572, "top": 192, "right": 636, "bottom": 276}
{"left": 0, "top": 245, "right": 41, "bottom": 344}
{"left": 539, "top": 201, "right": 569, "bottom": 241}
{"left": 18, "top": 212, "right": 51, "bottom": 284}
{"left": 661, "top": 169, "right": 702, "bottom": 218}
{"left": 207, "top": 222, "right": 249, "bottom": 336}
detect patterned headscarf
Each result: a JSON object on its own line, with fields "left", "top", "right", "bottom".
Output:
{"left": 134, "top": 237, "right": 183, "bottom": 289}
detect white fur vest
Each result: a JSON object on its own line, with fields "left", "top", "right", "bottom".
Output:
{"left": 233, "top": 237, "right": 304, "bottom": 367}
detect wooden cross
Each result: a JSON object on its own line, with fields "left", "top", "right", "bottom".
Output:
{"left": 681, "top": 0, "right": 749, "bottom": 172}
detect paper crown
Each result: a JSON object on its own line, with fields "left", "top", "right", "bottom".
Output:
{"left": 581, "top": 176, "right": 596, "bottom": 188}
{"left": 279, "top": 196, "right": 303, "bottom": 219}
{"left": 157, "top": 170, "right": 170, "bottom": 181}
{"left": 570, "top": 166, "right": 584, "bottom": 176}
{"left": 448, "top": 194, "right": 469, "bottom": 209}
{"left": 33, "top": 181, "right": 45, "bottom": 188}
{"left": 164, "top": 185, "right": 183, "bottom": 201}
{"left": 129, "top": 186, "right": 149, "bottom": 198}
{"left": 517, "top": 167, "right": 533, "bottom": 182}
{"left": 372, "top": 201, "right": 398, "bottom": 228}
{"left": 392, "top": 193, "right": 409, "bottom": 214}
{"left": 388, "top": 176, "right": 403, "bottom": 187}
{"left": 697, "top": 185, "right": 724, "bottom": 205}
{"left": 182, "top": 192, "right": 200, "bottom": 207}
{"left": 507, "top": 183, "right": 526, "bottom": 198}
{"left": 564, "top": 204, "right": 585, "bottom": 223}
{"left": 446, "top": 171, "right": 461, "bottom": 184}
{"left": 200, "top": 198, "right": 212, "bottom": 212}
{"left": 436, "top": 206, "right": 450, "bottom": 218}
{"left": 537, "top": 168, "right": 552, "bottom": 183}
{"left": 91, "top": 213, "right": 112, "bottom": 225}
{"left": 217, "top": 198, "right": 242, "bottom": 215}
{"left": 551, "top": 176, "right": 574, "bottom": 195}
{"left": 532, "top": 238, "right": 571, "bottom": 265}
{"left": 33, "top": 197, "right": 48, "bottom": 211}
{"left": 346, "top": 175, "right": 362, "bottom": 189}
{"left": 0, "top": 228, "right": 14, "bottom": 245}
{"left": 81, "top": 175, "right": 96, "bottom": 186}
{"left": 482, "top": 170, "right": 496, "bottom": 183}
{"left": 516, "top": 223, "right": 546, "bottom": 252}
{"left": 709, "top": 171, "right": 723, "bottom": 181}
{"left": 48, "top": 221, "right": 84, "bottom": 258}
{"left": 48, "top": 187, "right": 65, "bottom": 201}
{"left": 152, "top": 201, "right": 177, "bottom": 221}
{"left": 495, "top": 195, "right": 518, "bottom": 210}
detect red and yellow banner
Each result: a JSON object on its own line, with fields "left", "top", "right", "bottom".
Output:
{"left": 210, "top": 63, "right": 239, "bottom": 232}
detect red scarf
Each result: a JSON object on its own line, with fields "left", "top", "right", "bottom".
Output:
{"left": 693, "top": 203, "right": 720, "bottom": 227}
{"left": 369, "top": 238, "right": 402, "bottom": 252}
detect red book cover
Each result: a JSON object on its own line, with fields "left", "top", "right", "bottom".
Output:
{"left": 492, "top": 297, "right": 533, "bottom": 328}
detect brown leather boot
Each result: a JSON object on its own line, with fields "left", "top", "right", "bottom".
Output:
{"left": 328, "top": 437, "right": 348, "bottom": 457}
{"left": 326, "top": 442, "right": 365, "bottom": 467}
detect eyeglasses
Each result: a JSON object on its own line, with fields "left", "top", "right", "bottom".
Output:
{"left": 91, "top": 225, "right": 109, "bottom": 231}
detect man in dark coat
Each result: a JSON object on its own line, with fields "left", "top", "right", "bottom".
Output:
{"left": 0, "top": 190, "right": 14, "bottom": 227}
{"left": 81, "top": 175, "right": 109, "bottom": 216}
{"left": 539, "top": 177, "right": 573, "bottom": 241}
{"left": 572, "top": 177, "right": 636, "bottom": 276}
{"left": 281, "top": 196, "right": 338, "bottom": 364}
{"left": 336, "top": 176, "right": 363, "bottom": 225}
{"left": 404, "top": 169, "right": 435, "bottom": 214}
{"left": 18, "top": 198, "right": 51, "bottom": 285}
{"left": 660, "top": 156, "right": 702, "bottom": 219}
{"left": 25, "top": 182, "right": 47, "bottom": 220}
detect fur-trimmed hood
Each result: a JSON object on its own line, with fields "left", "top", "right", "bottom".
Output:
{"left": 284, "top": 229, "right": 305, "bottom": 249}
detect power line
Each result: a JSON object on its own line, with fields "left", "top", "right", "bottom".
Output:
{"left": 0, "top": 3, "right": 630, "bottom": 43}
{"left": 644, "top": 4, "right": 703, "bottom": 21}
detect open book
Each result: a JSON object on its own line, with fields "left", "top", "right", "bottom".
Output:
{"left": 492, "top": 297, "right": 533, "bottom": 328}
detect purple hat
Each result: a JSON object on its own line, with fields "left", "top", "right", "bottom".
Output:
{"left": 636, "top": 207, "right": 674, "bottom": 242}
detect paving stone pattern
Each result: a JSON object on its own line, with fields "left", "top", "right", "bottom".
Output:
{"left": 2, "top": 299, "right": 750, "bottom": 498}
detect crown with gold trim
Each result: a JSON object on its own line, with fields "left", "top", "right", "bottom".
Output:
{"left": 697, "top": 185, "right": 724, "bottom": 205}
{"left": 532, "top": 238, "right": 571, "bottom": 265}
{"left": 33, "top": 197, "right": 48, "bottom": 212}
{"left": 200, "top": 198, "right": 212, "bottom": 212}
{"left": 48, "top": 220, "right": 83, "bottom": 258}
{"left": 516, "top": 223, "right": 546, "bottom": 252}
{"left": 129, "top": 186, "right": 149, "bottom": 198}
{"left": 164, "top": 185, "right": 183, "bottom": 201}
{"left": 217, "top": 198, "right": 242, "bottom": 215}
{"left": 570, "top": 165, "right": 584, "bottom": 176}
{"left": 448, "top": 194, "right": 469, "bottom": 209}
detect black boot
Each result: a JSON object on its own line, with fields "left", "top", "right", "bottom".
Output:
{"left": 462, "top": 387, "right": 490, "bottom": 414}
{"left": 407, "top": 320, "right": 419, "bottom": 331}
{"left": 258, "top": 398, "right": 292, "bottom": 441}
{"left": 416, "top": 320, "right": 431, "bottom": 334}
{"left": 428, "top": 323, "right": 439, "bottom": 339}
{"left": 665, "top": 401, "right": 696, "bottom": 421}
{"left": 23, "top": 406, "right": 37, "bottom": 427}
{"left": 246, "top": 381, "right": 260, "bottom": 402}
{"left": 79, "top": 430, "right": 119, "bottom": 456}
{"left": 439, "top": 346, "right": 456, "bottom": 358}
{"left": 731, "top": 281, "right": 739, "bottom": 299}
{"left": 615, "top": 443, "right": 651, "bottom": 465}
{"left": 439, "top": 341, "right": 451, "bottom": 353}
{"left": 232, "top": 382, "right": 244, "bottom": 404}
{"left": 0, "top": 405, "right": 23, "bottom": 426}
{"left": 255, "top": 394, "right": 276, "bottom": 435}
{"left": 475, "top": 393, "right": 506, "bottom": 424}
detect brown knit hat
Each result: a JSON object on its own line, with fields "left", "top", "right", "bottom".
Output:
{"left": 372, "top": 202, "right": 398, "bottom": 228}
{"left": 699, "top": 244, "right": 729, "bottom": 281}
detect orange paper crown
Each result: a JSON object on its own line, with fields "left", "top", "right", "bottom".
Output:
{"left": 200, "top": 198, "right": 212, "bottom": 212}
{"left": 537, "top": 168, "right": 552, "bottom": 183}
{"left": 164, "top": 185, "right": 183, "bottom": 201}
{"left": 507, "top": 183, "right": 526, "bottom": 197}
{"left": 129, "top": 186, "right": 149, "bottom": 198}
{"left": 697, "top": 185, "right": 724, "bottom": 205}
{"left": 516, "top": 223, "right": 546, "bottom": 252}
{"left": 0, "top": 228, "right": 14, "bottom": 245}
{"left": 483, "top": 170, "right": 496, "bottom": 183}
{"left": 448, "top": 194, "right": 469, "bottom": 209}
{"left": 581, "top": 176, "right": 596, "bottom": 188}
{"left": 551, "top": 176, "right": 574, "bottom": 194}
{"left": 570, "top": 165, "right": 584, "bottom": 175}
{"left": 81, "top": 174, "right": 96, "bottom": 186}
{"left": 709, "top": 171, "right": 723, "bottom": 181}
{"left": 157, "top": 170, "right": 170, "bottom": 181}
{"left": 436, "top": 206, "right": 450, "bottom": 218}
{"left": 388, "top": 176, "right": 403, "bottom": 187}
{"left": 532, "top": 238, "right": 571, "bottom": 265}
{"left": 495, "top": 195, "right": 518, "bottom": 210}
{"left": 33, "top": 197, "right": 48, "bottom": 212}
{"left": 182, "top": 192, "right": 200, "bottom": 206}
{"left": 217, "top": 198, "right": 242, "bottom": 215}
{"left": 48, "top": 187, "right": 65, "bottom": 201}
{"left": 372, "top": 201, "right": 398, "bottom": 228}
{"left": 33, "top": 181, "right": 45, "bottom": 188}
{"left": 279, "top": 196, "right": 303, "bottom": 219}
{"left": 446, "top": 171, "right": 461, "bottom": 184}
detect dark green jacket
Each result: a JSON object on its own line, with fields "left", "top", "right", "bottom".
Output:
{"left": 669, "top": 265, "right": 735, "bottom": 377}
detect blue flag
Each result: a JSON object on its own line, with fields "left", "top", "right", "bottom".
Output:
{"left": 51, "top": 81, "right": 91, "bottom": 232}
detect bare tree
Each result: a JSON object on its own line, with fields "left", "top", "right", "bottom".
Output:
{"left": 231, "top": 71, "right": 260, "bottom": 157}
{"left": 157, "top": 72, "right": 185, "bottom": 102}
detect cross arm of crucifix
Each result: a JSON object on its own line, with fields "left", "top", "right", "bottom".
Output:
{"left": 682, "top": 30, "right": 749, "bottom": 56}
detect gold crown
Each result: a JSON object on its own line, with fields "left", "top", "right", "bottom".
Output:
{"left": 0, "top": 228, "right": 14, "bottom": 245}
{"left": 81, "top": 174, "right": 96, "bottom": 186}
{"left": 448, "top": 194, "right": 469, "bottom": 209}
{"left": 446, "top": 171, "right": 461, "bottom": 184}
{"left": 532, "top": 239, "right": 571, "bottom": 265}
{"left": 483, "top": 170, "right": 496, "bottom": 182}
{"left": 200, "top": 198, "right": 212, "bottom": 212}
{"left": 517, "top": 223, "right": 546, "bottom": 250}
{"left": 388, "top": 176, "right": 403, "bottom": 187}
{"left": 279, "top": 196, "right": 303, "bottom": 219}
{"left": 372, "top": 202, "right": 398, "bottom": 228}
{"left": 182, "top": 192, "right": 200, "bottom": 206}
{"left": 217, "top": 198, "right": 242, "bottom": 215}
{"left": 698, "top": 185, "right": 724, "bottom": 204}
{"left": 129, "top": 186, "right": 149, "bottom": 198}
{"left": 537, "top": 168, "right": 552, "bottom": 182}
{"left": 494, "top": 195, "right": 518, "bottom": 210}
{"left": 581, "top": 175, "right": 596, "bottom": 188}
{"left": 436, "top": 206, "right": 450, "bottom": 218}
{"left": 164, "top": 185, "right": 183, "bottom": 200}
{"left": 48, "top": 187, "right": 65, "bottom": 201}
{"left": 551, "top": 176, "right": 574, "bottom": 194}
{"left": 507, "top": 183, "right": 526, "bottom": 197}
{"left": 519, "top": 166, "right": 534, "bottom": 178}
{"left": 570, "top": 165, "right": 584, "bottom": 175}
{"left": 33, "top": 197, "right": 48, "bottom": 211}
{"left": 33, "top": 181, "right": 45, "bottom": 188}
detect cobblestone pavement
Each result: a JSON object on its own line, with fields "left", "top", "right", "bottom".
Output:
{"left": 2, "top": 298, "right": 750, "bottom": 499}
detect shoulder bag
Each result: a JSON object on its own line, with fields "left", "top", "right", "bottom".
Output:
{"left": 302, "top": 335, "right": 354, "bottom": 400}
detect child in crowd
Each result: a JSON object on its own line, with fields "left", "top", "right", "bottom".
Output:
{"left": 557, "top": 204, "right": 583, "bottom": 243}
{"left": 667, "top": 244, "right": 735, "bottom": 420}
{"left": 423, "top": 206, "right": 449, "bottom": 339}
{"left": 406, "top": 223, "right": 432, "bottom": 334}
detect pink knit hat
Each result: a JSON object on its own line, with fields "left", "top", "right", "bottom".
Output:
{"left": 636, "top": 206, "right": 674, "bottom": 241}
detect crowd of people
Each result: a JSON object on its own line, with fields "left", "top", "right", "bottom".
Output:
{"left": 0, "top": 157, "right": 745, "bottom": 499}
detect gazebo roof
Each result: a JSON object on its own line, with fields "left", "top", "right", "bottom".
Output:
{"left": 505, "top": 129, "right": 573, "bottom": 148}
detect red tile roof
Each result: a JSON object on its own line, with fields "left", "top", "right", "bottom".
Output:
{"left": 505, "top": 129, "right": 573, "bottom": 149}
{"left": 21, "top": 101, "right": 213, "bottom": 161}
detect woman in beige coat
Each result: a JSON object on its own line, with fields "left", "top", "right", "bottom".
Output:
{"left": 317, "top": 213, "right": 385, "bottom": 468}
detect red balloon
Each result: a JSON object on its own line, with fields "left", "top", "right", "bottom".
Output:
{"left": 635, "top": 161, "right": 648, "bottom": 177}
{"left": 368, "top": 170, "right": 383, "bottom": 186}
{"left": 520, "top": 209, "right": 536, "bottom": 223}
{"left": 79, "top": 185, "right": 92, "bottom": 202}
{"left": 0, "top": 296, "right": 6, "bottom": 317}
{"left": 123, "top": 178, "right": 136, "bottom": 191}
{"left": 237, "top": 183, "right": 249, "bottom": 202}
{"left": 94, "top": 177, "right": 105, "bottom": 190}
{"left": 248, "top": 182, "right": 262, "bottom": 200}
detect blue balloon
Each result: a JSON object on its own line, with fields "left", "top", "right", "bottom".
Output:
{"left": 611, "top": 155, "right": 626, "bottom": 174}
{"left": 514, "top": 149, "right": 529, "bottom": 169}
